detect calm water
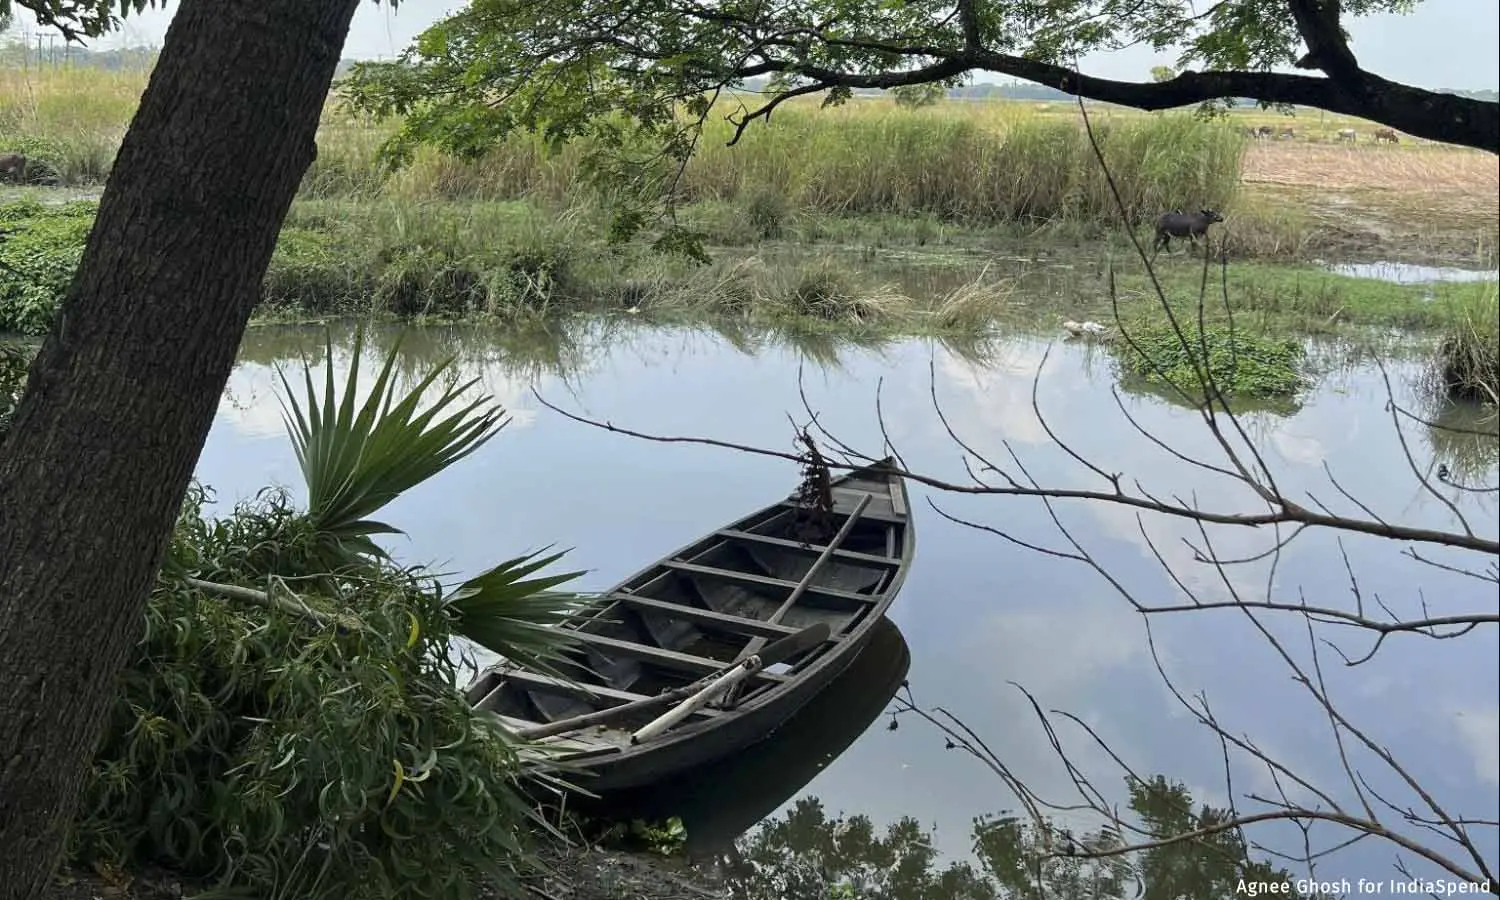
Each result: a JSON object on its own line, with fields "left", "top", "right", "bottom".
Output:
{"left": 1326, "top": 260, "right": 1500, "bottom": 284}
{"left": 200, "top": 319, "right": 1499, "bottom": 885}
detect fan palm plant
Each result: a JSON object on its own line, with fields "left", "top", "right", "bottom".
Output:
{"left": 276, "top": 327, "right": 592, "bottom": 670}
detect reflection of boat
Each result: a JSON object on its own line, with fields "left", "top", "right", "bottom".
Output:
{"left": 592, "top": 615, "right": 912, "bottom": 852}
{"left": 466, "top": 458, "right": 915, "bottom": 794}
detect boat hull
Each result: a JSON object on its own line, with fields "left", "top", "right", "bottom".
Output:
{"left": 467, "top": 457, "right": 916, "bottom": 797}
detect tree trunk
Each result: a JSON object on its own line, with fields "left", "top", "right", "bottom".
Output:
{"left": 0, "top": 0, "right": 361, "bottom": 895}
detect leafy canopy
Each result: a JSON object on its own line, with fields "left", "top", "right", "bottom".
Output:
{"left": 0, "top": 0, "right": 164, "bottom": 40}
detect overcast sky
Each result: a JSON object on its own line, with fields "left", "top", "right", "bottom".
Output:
{"left": 5, "top": 0, "right": 1498, "bottom": 90}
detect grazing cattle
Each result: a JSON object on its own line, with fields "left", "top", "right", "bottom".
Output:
{"left": 0, "top": 152, "right": 26, "bottom": 184}
{"left": 1373, "top": 127, "right": 1400, "bottom": 144}
{"left": 1154, "top": 208, "right": 1224, "bottom": 254}
{"left": 1277, "top": 126, "right": 1296, "bottom": 140}
{"left": 1336, "top": 128, "right": 1357, "bottom": 142}
{"left": 1254, "top": 125, "right": 1275, "bottom": 139}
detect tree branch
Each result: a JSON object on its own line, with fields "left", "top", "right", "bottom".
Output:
{"left": 760, "top": 49, "right": 1498, "bottom": 153}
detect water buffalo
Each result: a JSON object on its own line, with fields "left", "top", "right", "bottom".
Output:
{"left": 1154, "top": 208, "right": 1224, "bottom": 254}
{"left": 0, "top": 152, "right": 26, "bottom": 184}
{"left": 1336, "top": 128, "right": 1357, "bottom": 142}
{"left": 1373, "top": 128, "right": 1400, "bottom": 144}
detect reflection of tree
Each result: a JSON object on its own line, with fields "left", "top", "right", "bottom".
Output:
{"left": 1417, "top": 398, "right": 1500, "bottom": 490}
{"left": 1115, "top": 371, "right": 1304, "bottom": 419}
{"left": 726, "top": 796, "right": 995, "bottom": 900}
{"left": 727, "top": 777, "right": 1303, "bottom": 900}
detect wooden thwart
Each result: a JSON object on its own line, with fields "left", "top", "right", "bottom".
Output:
{"left": 778, "top": 498, "right": 902, "bottom": 524}
{"left": 497, "top": 669, "right": 721, "bottom": 720}
{"left": 715, "top": 528, "right": 902, "bottom": 568}
{"left": 615, "top": 593, "right": 808, "bottom": 640}
{"left": 515, "top": 622, "right": 831, "bottom": 743}
{"left": 662, "top": 560, "right": 878, "bottom": 605}
{"left": 567, "top": 629, "right": 790, "bottom": 682}
{"left": 719, "top": 494, "right": 873, "bottom": 706}
{"left": 630, "top": 622, "right": 832, "bottom": 745}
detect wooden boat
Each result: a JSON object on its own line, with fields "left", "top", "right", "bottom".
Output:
{"left": 590, "top": 615, "right": 913, "bottom": 850}
{"left": 465, "top": 457, "right": 915, "bottom": 795}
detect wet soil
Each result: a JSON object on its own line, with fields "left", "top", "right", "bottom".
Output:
{"left": 48, "top": 846, "right": 731, "bottom": 900}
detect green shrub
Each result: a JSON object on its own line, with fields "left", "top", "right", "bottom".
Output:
{"left": 69, "top": 490, "right": 542, "bottom": 900}
{"left": 0, "top": 199, "right": 95, "bottom": 335}
{"left": 263, "top": 226, "right": 375, "bottom": 313}
{"left": 0, "top": 339, "right": 32, "bottom": 438}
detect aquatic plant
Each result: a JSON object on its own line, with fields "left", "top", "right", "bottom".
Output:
{"left": 1114, "top": 320, "right": 1309, "bottom": 400}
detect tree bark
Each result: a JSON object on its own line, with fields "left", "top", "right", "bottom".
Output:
{"left": 0, "top": 0, "right": 361, "bottom": 895}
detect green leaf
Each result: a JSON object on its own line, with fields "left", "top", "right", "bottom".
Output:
{"left": 276, "top": 326, "right": 507, "bottom": 572}
{"left": 443, "top": 548, "right": 596, "bottom": 674}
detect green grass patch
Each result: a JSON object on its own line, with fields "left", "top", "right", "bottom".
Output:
{"left": 1105, "top": 257, "right": 1498, "bottom": 332}
{"left": 6, "top": 64, "right": 1262, "bottom": 234}
{"left": 1432, "top": 286, "right": 1500, "bottom": 402}
{"left": 1113, "top": 318, "right": 1310, "bottom": 401}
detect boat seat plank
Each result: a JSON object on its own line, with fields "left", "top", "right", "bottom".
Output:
{"left": 501, "top": 672, "right": 723, "bottom": 729}
{"left": 494, "top": 669, "right": 720, "bottom": 720}
{"left": 567, "top": 629, "right": 790, "bottom": 683}
{"left": 663, "top": 560, "right": 882, "bottom": 605}
{"left": 776, "top": 499, "right": 904, "bottom": 524}
{"left": 615, "top": 593, "right": 832, "bottom": 642}
{"left": 715, "top": 529, "right": 903, "bottom": 568}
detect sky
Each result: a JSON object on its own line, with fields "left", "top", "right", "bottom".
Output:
{"left": 4, "top": 0, "right": 1498, "bottom": 90}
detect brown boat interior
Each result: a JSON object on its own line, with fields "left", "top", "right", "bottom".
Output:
{"left": 467, "top": 467, "right": 909, "bottom": 749}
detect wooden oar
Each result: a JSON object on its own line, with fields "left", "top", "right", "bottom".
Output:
{"left": 512, "top": 621, "right": 831, "bottom": 743}
{"left": 717, "top": 492, "right": 872, "bottom": 708}
{"left": 630, "top": 621, "right": 830, "bottom": 745}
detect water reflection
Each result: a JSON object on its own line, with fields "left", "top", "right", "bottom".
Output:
{"left": 1326, "top": 261, "right": 1499, "bottom": 284}
{"left": 202, "top": 319, "right": 1499, "bottom": 884}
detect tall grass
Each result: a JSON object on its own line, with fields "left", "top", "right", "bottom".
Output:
{"left": 305, "top": 101, "right": 1248, "bottom": 227}
{"left": 1434, "top": 286, "right": 1500, "bottom": 402}
{"left": 4, "top": 64, "right": 1246, "bottom": 226}
{"left": 0, "top": 64, "right": 138, "bottom": 182}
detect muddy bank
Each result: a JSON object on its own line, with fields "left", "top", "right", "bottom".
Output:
{"left": 518, "top": 846, "right": 729, "bottom": 900}
{"left": 48, "top": 846, "right": 731, "bottom": 900}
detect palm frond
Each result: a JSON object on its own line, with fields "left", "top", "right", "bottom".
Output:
{"left": 444, "top": 548, "right": 596, "bottom": 675}
{"left": 276, "top": 328, "right": 507, "bottom": 568}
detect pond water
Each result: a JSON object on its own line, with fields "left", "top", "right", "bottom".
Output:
{"left": 1326, "top": 260, "right": 1500, "bottom": 284}
{"left": 199, "top": 319, "right": 1499, "bottom": 886}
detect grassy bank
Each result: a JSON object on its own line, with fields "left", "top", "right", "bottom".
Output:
{"left": 4, "top": 195, "right": 1492, "bottom": 331}
{"left": 3, "top": 62, "right": 1497, "bottom": 401}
